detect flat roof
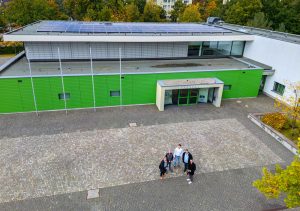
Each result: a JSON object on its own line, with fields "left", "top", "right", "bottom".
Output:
{"left": 35, "top": 21, "right": 232, "bottom": 34}
{"left": 0, "top": 57, "right": 261, "bottom": 78}
{"left": 158, "top": 78, "right": 224, "bottom": 87}
{"left": 8, "top": 21, "right": 236, "bottom": 36}
{"left": 219, "top": 23, "right": 300, "bottom": 45}
{"left": 3, "top": 21, "right": 254, "bottom": 42}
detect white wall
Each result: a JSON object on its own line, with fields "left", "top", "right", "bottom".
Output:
{"left": 25, "top": 42, "right": 188, "bottom": 60}
{"left": 243, "top": 36, "right": 300, "bottom": 103}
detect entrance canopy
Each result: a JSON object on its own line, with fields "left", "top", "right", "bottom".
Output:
{"left": 156, "top": 78, "right": 224, "bottom": 111}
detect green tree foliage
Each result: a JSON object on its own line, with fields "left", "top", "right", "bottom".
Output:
{"left": 179, "top": 4, "right": 202, "bottom": 22}
{"left": 5, "top": 0, "right": 64, "bottom": 25}
{"left": 247, "top": 12, "right": 272, "bottom": 29}
{"left": 99, "top": 6, "right": 113, "bottom": 21}
{"left": 277, "top": 23, "right": 286, "bottom": 32}
{"left": 63, "top": 0, "right": 92, "bottom": 20}
{"left": 1, "top": 0, "right": 300, "bottom": 35}
{"left": 124, "top": 3, "right": 141, "bottom": 22}
{"left": 224, "top": 0, "right": 263, "bottom": 25}
{"left": 132, "top": 0, "right": 146, "bottom": 14}
{"left": 253, "top": 141, "right": 300, "bottom": 208}
{"left": 0, "top": 7, "right": 6, "bottom": 29}
{"left": 170, "top": 0, "right": 186, "bottom": 22}
{"left": 277, "top": 0, "right": 300, "bottom": 34}
{"left": 143, "top": 0, "right": 164, "bottom": 22}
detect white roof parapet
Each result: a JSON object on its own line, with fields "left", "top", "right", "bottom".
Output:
{"left": 3, "top": 34, "right": 254, "bottom": 42}
{"left": 0, "top": 51, "right": 25, "bottom": 72}
{"left": 3, "top": 20, "right": 255, "bottom": 42}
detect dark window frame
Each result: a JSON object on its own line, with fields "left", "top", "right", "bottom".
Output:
{"left": 110, "top": 90, "right": 120, "bottom": 97}
{"left": 272, "top": 82, "right": 285, "bottom": 95}
{"left": 58, "top": 93, "right": 70, "bottom": 100}
{"left": 223, "top": 85, "right": 232, "bottom": 90}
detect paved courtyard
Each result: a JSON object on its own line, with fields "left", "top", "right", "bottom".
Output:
{"left": 0, "top": 95, "right": 295, "bottom": 210}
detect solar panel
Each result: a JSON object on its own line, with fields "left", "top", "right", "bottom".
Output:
{"left": 36, "top": 21, "right": 232, "bottom": 34}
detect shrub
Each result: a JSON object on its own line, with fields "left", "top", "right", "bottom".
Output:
{"left": 261, "top": 113, "right": 287, "bottom": 131}
{"left": 285, "top": 128, "right": 300, "bottom": 140}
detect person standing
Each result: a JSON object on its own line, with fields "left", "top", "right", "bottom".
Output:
{"left": 187, "top": 159, "right": 196, "bottom": 184}
{"left": 159, "top": 157, "right": 167, "bottom": 180}
{"left": 182, "top": 149, "right": 193, "bottom": 173}
{"left": 173, "top": 144, "right": 183, "bottom": 168}
{"left": 165, "top": 150, "right": 174, "bottom": 173}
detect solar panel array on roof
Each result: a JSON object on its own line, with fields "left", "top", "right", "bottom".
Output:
{"left": 36, "top": 21, "right": 232, "bottom": 34}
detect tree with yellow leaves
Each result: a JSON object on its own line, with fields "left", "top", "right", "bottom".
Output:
{"left": 253, "top": 141, "right": 300, "bottom": 208}
{"left": 179, "top": 4, "right": 202, "bottom": 22}
{"left": 274, "top": 81, "right": 300, "bottom": 129}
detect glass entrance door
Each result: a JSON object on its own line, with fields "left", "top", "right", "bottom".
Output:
{"left": 178, "top": 89, "right": 199, "bottom": 105}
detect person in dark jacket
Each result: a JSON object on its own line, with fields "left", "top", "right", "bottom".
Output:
{"left": 182, "top": 149, "right": 193, "bottom": 172}
{"left": 187, "top": 159, "right": 196, "bottom": 183}
{"left": 165, "top": 149, "right": 174, "bottom": 173}
{"left": 159, "top": 157, "right": 167, "bottom": 180}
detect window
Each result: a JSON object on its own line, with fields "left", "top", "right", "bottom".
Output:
{"left": 217, "top": 41, "right": 232, "bottom": 56}
{"left": 231, "top": 41, "right": 245, "bottom": 56}
{"left": 223, "top": 85, "right": 232, "bottom": 90}
{"left": 110, "top": 91, "right": 120, "bottom": 97}
{"left": 202, "top": 41, "right": 218, "bottom": 56}
{"left": 188, "top": 45, "right": 200, "bottom": 56}
{"left": 58, "top": 93, "right": 70, "bottom": 100}
{"left": 273, "top": 82, "right": 285, "bottom": 95}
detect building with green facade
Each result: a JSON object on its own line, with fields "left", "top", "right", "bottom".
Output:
{"left": 0, "top": 21, "right": 273, "bottom": 114}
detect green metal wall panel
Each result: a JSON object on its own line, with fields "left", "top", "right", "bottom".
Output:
{"left": 0, "top": 69, "right": 263, "bottom": 113}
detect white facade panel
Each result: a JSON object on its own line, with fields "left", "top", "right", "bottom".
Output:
{"left": 141, "top": 43, "right": 158, "bottom": 58}
{"left": 124, "top": 43, "right": 142, "bottom": 59}
{"left": 243, "top": 36, "right": 300, "bottom": 103}
{"left": 25, "top": 42, "right": 53, "bottom": 60}
{"left": 25, "top": 42, "right": 189, "bottom": 60}
{"left": 157, "top": 43, "right": 173, "bottom": 58}
{"left": 51, "top": 42, "right": 72, "bottom": 60}
{"left": 92, "top": 43, "right": 108, "bottom": 59}
{"left": 71, "top": 42, "right": 90, "bottom": 59}
{"left": 173, "top": 42, "right": 188, "bottom": 57}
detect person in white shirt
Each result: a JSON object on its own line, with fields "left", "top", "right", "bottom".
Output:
{"left": 173, "top": 144, "right": 183, "bottom": 168}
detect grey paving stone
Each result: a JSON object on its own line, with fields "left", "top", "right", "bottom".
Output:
{"left": 0, "top": 95, "right": 295, "bottom": 210}
{"left": 0, "top": 118, "right": 282, "bottom": 203}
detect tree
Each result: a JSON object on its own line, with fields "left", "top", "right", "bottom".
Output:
{"left": 203, "top": 0, "right": 218, "bottom": 20}
{"left": 0, "top": 7, "right": 6, "bottom": 29}
{"left": 261, "top": 0, "right": 282, "bottom": 30}
{"left": 277, "top": 23, "right": 286, "bottom": 32}
{"left": 253, "top": 141, "right": 300, "bottom": 208}
{"left": 63, "top": 0, "right": 91, "bottom": 20}
{"left": 124, "top": 3, "right": 140, "bottom": 21}
{"left": 133, "top": 0, "right": 146, "bottom": 14}
{"left": 224, "top": 0, "right": 263, "bottom": 25}
{"left": 170, "top": 0, "right": 186, "bottom": 22}
{"left": 99, "top": 6, "right": 113, "bottom": 21}
{"left": 247, "top": 12, "right": 272, "bottom": 29}
{"left": 5, "top": 0, "right": 63, "bottom": 25}
{"left": 274, "top": 81, "right": 300, "bottom": 129}
{"left": 179, "top": 4, "right": 202, "bottom": 22}
{"left": 143, "top": 0, "right": 164, "bottom": 22}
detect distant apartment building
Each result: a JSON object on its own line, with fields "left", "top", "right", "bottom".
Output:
{"left": 154, "top": 0, "right": 193, "bottom": 17}
{"left": 0, "top": 0, "right": 10, "bottom": 6}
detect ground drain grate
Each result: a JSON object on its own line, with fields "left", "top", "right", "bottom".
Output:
{"left": 87, "top": 189, "right": 99, "bottom": 199}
